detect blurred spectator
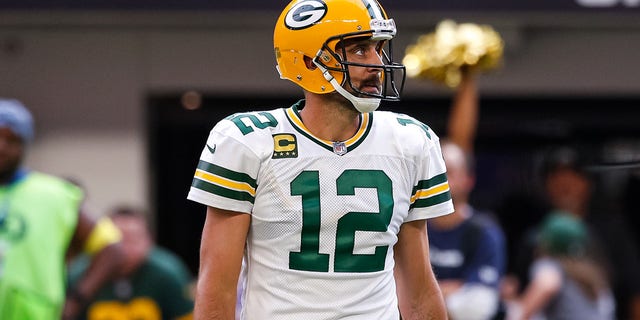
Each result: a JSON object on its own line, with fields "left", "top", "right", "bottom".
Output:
{"left": 430, "top": 141, "right": 507, "bottom": 320}
{"left": 505, "top": 212, "right": 615, "bottom": 320}
{"left": 0, "top": 98, "right": 125, "bottom": 320}
{"left": 427, "top": 70, "right": 507, "bottom": 320}
{"left": 68, "top": 205, "right": 194, "bottom": 320}
{"left": 513, "top": 146, "right": 640, "bottom": 320}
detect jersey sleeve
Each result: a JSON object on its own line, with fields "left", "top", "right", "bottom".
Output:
{"left": 187, "top": 119, "right": 261, "bottom": 214}
{"left": 407, "top": 126, "right": 454, "bottom": 221}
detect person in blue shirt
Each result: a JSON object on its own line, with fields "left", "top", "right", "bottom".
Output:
{"left": 427, "top": 71, "right": 507, "bottom": 320}
{"left": 429, "top": 140, "right": 507, "bottom": 320}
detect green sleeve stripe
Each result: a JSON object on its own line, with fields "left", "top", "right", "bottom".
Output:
{"left": 192, "top": 178, "right": 256, "bottom": 204}
{"left": 197, "top": 160, "right": 257, "bottom": 188}
{"left": 410, "top": 191, "right": 451, "bottom": 209}
{"left": 414, "top": 172, "right": 448, "bottom": 191}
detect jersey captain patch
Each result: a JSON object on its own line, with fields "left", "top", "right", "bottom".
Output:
{"left": 272, "top": 134, "right": 298, "bottom": 159}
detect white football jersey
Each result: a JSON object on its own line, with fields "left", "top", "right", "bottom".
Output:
{"left": 188, "top": 100, "right": 453, "bottom": 319}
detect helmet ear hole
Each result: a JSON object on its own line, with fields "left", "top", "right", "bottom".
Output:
{"left": 303, "top": 56, "right": 317, "bottom": 70}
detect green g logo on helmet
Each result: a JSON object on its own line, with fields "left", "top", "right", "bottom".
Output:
{"left": 284, "top": 0, "right": 328, "bottom": 30}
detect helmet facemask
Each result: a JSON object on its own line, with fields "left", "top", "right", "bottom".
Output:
{"left": 312, "top": 23, "right": 406, "bottom": 113}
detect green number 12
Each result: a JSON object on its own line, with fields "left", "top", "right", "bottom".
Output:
{"left": 289, "top": 169, "right": 394, "bottom": 273}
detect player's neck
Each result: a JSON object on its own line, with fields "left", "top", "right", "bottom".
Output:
{"left": 301, "top": 94, "right": 361, "bottom": 142}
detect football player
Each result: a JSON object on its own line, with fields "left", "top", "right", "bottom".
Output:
{"left": 188, "top": 0, "right": 454, "bottom": 319}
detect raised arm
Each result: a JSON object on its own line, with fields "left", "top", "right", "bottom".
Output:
{"left": 447, "top": 69, "right": 478, "bottom": 154}
{"left": 394, "top": 219, "right": 448, "bottom": 320}
{"left": 195, "top": 206, "right": 251, "bottom": 320}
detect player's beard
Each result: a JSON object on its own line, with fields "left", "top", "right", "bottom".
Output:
{"left": 325, "top": 91, "right": 360, "bottom": 116}
{"left": 335, "top": 73, "right": 382, "bottom": 112}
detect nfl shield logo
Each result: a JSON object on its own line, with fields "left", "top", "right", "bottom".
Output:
{"left": 332, "top": 141, "right": 347, "bottom": 156}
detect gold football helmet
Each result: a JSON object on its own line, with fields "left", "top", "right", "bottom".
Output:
{"left": 274, "top": 0, "right": 406, "bottom": 112}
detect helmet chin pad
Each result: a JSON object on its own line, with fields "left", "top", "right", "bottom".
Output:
{"left": 334, "top": 84, "right": 382, "bottom": 113}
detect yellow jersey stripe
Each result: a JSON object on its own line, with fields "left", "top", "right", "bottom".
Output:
{"left": 410, "top": 182, "right": 450, "bottom": 203}
{"left": 195, "top": 169, "right": 256, "bottom": 196}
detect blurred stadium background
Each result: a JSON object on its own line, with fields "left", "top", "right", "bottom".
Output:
{"left": 1, "top": 0, "right": 639, "bottom": 273}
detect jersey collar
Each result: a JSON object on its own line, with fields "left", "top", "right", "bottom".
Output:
{"left": 285, "top": 100, "right": 373, "bottom": 155}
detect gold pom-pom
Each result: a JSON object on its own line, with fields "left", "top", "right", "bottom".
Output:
{"left": 403, "top": 20, "right": 504, "bottom": 88}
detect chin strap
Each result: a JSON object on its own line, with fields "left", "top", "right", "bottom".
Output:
{"left": 315, "top": 60, "right": 381, "bottom": 113}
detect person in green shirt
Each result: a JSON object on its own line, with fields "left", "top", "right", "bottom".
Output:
{"left": 0, "top": 98, "right": 125, "bottom": 320}
{"left": 68, "top": 205, "right": 195, "bottom": 320}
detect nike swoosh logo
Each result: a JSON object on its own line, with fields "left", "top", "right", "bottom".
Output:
{"left": 207, "top": 144, "right": 216, "bottom": 154}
